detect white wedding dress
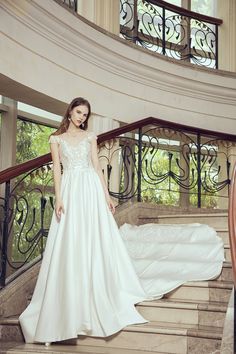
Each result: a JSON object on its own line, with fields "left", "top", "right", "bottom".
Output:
{"left": 19, "top": 131, "right": 224, "bottom": 344}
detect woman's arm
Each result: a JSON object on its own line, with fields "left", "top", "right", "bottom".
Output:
{"left": 90, "top": 135, "right": 115, "bottom": 214}
{"left": 50, "top": 139, "right": 65, "bottom": 220}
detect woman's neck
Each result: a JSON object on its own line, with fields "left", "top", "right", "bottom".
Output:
{"left": 67, "top": 123, "right": 84, "bottom": 135}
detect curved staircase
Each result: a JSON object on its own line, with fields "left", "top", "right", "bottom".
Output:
{"left": 0, "top": 206, "right": 233, "bottom": 354}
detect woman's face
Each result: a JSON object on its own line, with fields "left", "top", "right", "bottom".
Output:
{"left": 69, "top": 104, "right": 89, "bottom": 128}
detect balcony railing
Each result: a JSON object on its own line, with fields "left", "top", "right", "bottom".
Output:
{"left": 120, "top": 0, "right": 222, "bottom": 68}
{"left": 56, "top": 0, "right": 222, "bottom": 69}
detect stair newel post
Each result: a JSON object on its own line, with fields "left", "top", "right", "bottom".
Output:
{"left": 197, "top": 132, "right": 201, "bottom": 208}
{"left": 137, "top": 127, "right": 142, "bottom": 202}
{"left": 0, "top": 180, "right": 10, "bottom": 287}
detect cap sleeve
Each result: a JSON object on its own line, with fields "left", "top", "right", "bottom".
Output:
{"left": 88, "top": 131, "right": 98, "bottom": 142}
{"left": 49, "top": 135, "right": 59, "bottom": 144}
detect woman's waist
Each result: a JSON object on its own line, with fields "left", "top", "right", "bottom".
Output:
{"left": 62, "top": 164, "right": 95, "bottom": 173}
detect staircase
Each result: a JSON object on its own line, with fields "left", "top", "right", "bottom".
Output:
{"left": 0, "top": 208, "right": 233, "bottom": 354}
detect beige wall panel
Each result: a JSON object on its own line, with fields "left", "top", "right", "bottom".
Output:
{"left": 0, "top": 0, "right": 236, "bottom": 134}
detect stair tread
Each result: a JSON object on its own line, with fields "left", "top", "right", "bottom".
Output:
{"left": 139, "top": 213, "right": 228, "bottom": 219}
{"left": 1, "top": 296, "right": 229, "bottom": 328}
{"left": 223, "top": 261, "right": 232, "bottom": 267}
{"left": 182, "top": 280, "right": 233, "bottom": 288}
{"left": 138, "top": 298, "right": 228, "bottom": 311}
{"left": 126, "top": 320, "right": 223, "bottom": 338}
{"left": 0, "top": 342, "right": 161, "bottom": 354}
{"left": 0, "top": 316, "right": 19, "bottom": 325}
{"left": 0, "top": 316, "right": 224, "bottom": 336}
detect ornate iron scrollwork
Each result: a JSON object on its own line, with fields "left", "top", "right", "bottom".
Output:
{"left": 120, "top": 0, "right": 219, "bottom": 68}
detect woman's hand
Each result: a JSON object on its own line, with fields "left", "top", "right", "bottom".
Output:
{"left": 55, "top": 198, "right": 65, "bottom": 221}
{"left": 106, "top": 195, "right": 116, "bottom": 214}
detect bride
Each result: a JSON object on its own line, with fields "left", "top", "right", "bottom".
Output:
{"left": 19, "top": 97, "right": 224, "bottom": 345}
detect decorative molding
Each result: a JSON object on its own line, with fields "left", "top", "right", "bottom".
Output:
{"left": 0, "top": 0, "right": 236, "bottom": 133}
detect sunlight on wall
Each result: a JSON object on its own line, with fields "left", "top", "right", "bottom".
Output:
{"left": 18, "top": 102, "right": 62, "bottom": 123}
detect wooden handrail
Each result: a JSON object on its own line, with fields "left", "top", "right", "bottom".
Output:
{"left": 148, "top": 0, "right": 223, "bottom": 25}
{"left": 58, "top": 0, "right": 222, "bottom": 26}
{"left": 228, "top": 162, "right": 236, "bottom": 287}
{"left": 1, "top": 116, "right": 236, "bottom": 184}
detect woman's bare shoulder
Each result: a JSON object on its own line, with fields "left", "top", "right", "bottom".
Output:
{"left": 87, "top": 131, "right": 98, "bottom": 141}
{"left": 49, "top": 134, "right": 62, "bottom": 144}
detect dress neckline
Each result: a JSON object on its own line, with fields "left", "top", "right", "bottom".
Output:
{"left": 59, "top": 133, "right": 89, "bottom": 148}
{"left": 58, "top": 132, "right": 89, "bottom": 148}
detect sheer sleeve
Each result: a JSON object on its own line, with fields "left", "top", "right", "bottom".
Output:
{"left": 49, "top": 135, "right": 59, "bottom": 144}
{"left": 88, "top": 131, "right": 98, "bottom": 142}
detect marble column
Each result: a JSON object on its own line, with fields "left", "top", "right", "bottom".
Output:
{"left": 77, "top": 0, "right": 120, "bottom": 35}
{"left": 0, "top": 97, "right": 17, "bottom": 171}
{"left": 217, "top": 0, "right": 236, "bottom": 71}
{"left": 0, "top": 97, "right": 17, "bottom": 278}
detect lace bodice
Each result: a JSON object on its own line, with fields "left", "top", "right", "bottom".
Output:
{"left": 49, "top": 131, "right": 97, "bottom": 171}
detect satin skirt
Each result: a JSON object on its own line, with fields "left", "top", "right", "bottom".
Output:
{"left": 19, "top": 167, "right": 224, "bottom": 343}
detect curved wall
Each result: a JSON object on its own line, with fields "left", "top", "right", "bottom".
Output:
{"left": 1, "top": 0, "right": 236, "bottom": 133}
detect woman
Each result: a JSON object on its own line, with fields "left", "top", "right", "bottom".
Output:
{"left": 19, "top": 97, "right": 149, "bottom": 344}
{"left": 19, "top": 97, "right": 224, "bottom": 345}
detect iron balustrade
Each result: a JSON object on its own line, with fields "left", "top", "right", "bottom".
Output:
{"left": 1, "top": 117, "right": 236, "bottom": 287}
{"left": 0, "top": 164, "right": 54, "bottom": 288}
{"left": 120, "top": 0, "right": 222, "bottom": 68}
{"left": 55, "top": 0, "right": 222, "bottom": 68}
{"left": 99, "top": 124, "right": 233, "bottom": 208}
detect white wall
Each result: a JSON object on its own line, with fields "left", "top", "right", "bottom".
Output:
{"left": 0, "top": 0, "right": 236, "bottom": 134}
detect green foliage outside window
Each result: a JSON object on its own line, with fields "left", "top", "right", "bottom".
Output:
{"left": 16, "top": 118, "right": 56, "bottom": 163}
{"left": 10, "top": 119, "right": 56, "bottom": 266}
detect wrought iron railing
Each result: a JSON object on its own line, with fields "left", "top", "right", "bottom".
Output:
{"left": 120, "top": 0, "right": 222, "bottom": 68}
{"left": 1, "top": 117, "right": 236, "bottom": 287}
{"left": 55, "top": 0, "right": 222, "bottom": 69}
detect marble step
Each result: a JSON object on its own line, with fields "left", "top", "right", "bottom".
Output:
{"left": 138, "top": 213, "right": 228, "bottom": 229}
{"left": 136, "top": 299, "right": 227, "bottom": 328}
{"left": 164, "top": 280, "right": 233, "bottom": 303}
{"left": 224, "top": 244, "right": 231, "bottom": 262}
{"left": 73, "top": 321, "right": 222, "bottom": 354}
{"left": 0, "top": 341, "right": 167, "bottom": 354}
{"left": 0, "top": 317, "right": 23, "bottom": 343}
{"left": 218, "top": 261, "right": 232, "bottom": 282}
{"left": 0, "top": 317, "right": 223, "bottom": 354}
{"left": 216, "top": 229, "right": 229, "bottom": 245}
